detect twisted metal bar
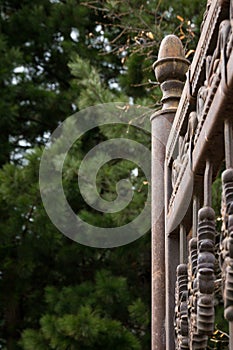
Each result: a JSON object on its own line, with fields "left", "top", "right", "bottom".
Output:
{"left": 196, "top": 161, "right": 216, "bottom": 336}
{"left": 175, "top": 264, "right": 189, "bottom": 349}
{"left": 221, "top": 168, "right": 233, "bottom": 322}
{"left": 188, "top": 238, "right": 208, "bottom": 349}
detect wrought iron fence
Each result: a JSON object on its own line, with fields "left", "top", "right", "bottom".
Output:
{"left": 152, "top": 0, "right": 233, "bottom": 349}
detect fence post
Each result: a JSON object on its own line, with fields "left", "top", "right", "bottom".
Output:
{"left": 151, "top": 35, "right": 189, "bottom": 350}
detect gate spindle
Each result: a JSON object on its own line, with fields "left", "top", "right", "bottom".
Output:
{"left": 220, "top": 118, "right": 233, "bottom": 348}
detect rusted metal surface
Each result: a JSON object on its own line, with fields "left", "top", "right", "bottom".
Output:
{"left": 166, "top": 0, "right": 233, "bottom": 228}
{"left": 151, "top": 35, "right": 189, "bottom": 350}
{"left": 165, "top": 0, "right": 233, "bottom": 236}
{"left": 152, "top": 0, "right": 233, "bottom": 348}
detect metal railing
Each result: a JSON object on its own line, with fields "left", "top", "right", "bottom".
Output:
{"left": 151, "top": 0, "right": 233, "bottom": 349}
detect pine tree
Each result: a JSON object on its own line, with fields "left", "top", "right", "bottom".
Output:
{"left": 0, "top": 146, "right": 151, "bottom": 349}
{"left": 0, "top": 1, "right": 210, "bottom": 349}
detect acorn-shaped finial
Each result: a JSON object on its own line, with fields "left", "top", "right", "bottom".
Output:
{"left": 153, "top": 35, "right": 190, "bottom": 109}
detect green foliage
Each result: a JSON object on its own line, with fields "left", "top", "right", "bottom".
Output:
{"left": 0, "top": 0, "right": 121, "bottom": 166}
{"left": 119, "top": 54, "right": 145, "bottom": 97}
{"left": 0, "top": 0, "right": 215, "bottom": 349}
{"left": 68, "top": 55, "right": 127, "bottom": 109}
{"left": 0, "top": 144, "right": 150, "bottom": 349}
{"left": 20, "top": 270, "right": 145, "bottom": 349}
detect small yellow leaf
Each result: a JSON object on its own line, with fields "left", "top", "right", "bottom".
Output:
{"left": 177, "top": 15, "right": 184, "bottom": 22}
{"left": 146, "top": 32, "right": 154, "bottom": 40}
{"left": 179, "top": 35, "right": 185, "bottom": 40}
{"left": 185, "top": 49, "right": 195, "bottom": 58}
{"left": 121, "top": 57, "right": 126, "bottom": 64}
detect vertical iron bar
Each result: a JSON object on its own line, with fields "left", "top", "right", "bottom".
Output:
{"left": 230, "top": 322, "right": 233, "bottom": 350}
{"left": 224, "top": 119, "right": 233, "bottom": 169}
{"left": 151, "top": 115, "right": 167, "bottom": 350}
{"left": 204, "top": 159, "right": 213, "bottom": 207}
{"left": 165, "top": 159, "right": 180, "bottom": 350}
{"left": 224, "top": 119, "right": 233, "bottom": 348}
{"left": 193, "top": 194, "right": 200, "bottom": 237}
{"left": 180, "top": 224, "right": 186, "bottom": 264}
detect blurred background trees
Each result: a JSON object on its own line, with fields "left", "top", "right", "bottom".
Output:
{"left": 0, "top": 0, "right": 213, "bottom": 349}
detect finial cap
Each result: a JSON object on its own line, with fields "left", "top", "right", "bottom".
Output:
{"left": 153, "top": 35, "right": 189, "bottom": 83}
{"left": 158, "top": 34, "right": 185, "bottom": 60}
{"left": 153, "top": 35, "right": 190, "bottom": 109}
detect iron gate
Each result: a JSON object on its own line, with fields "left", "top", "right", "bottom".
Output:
{"left": 151, "top": 0, "right": 233, "bottom": 349}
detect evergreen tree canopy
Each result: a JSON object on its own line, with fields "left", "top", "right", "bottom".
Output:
{"left": 0, "top": 1, "right": 217, "bottom": 349}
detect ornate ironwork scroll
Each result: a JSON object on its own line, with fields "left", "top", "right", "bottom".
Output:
{"left": 166, "top": 0, "right": 233, "bottom": 348}
{"left": 165, "top": 0, "right": 233, "bottom": 235}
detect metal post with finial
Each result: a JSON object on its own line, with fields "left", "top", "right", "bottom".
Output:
{"left": 151, "top": 35, "right": 189, "bottom": 350}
